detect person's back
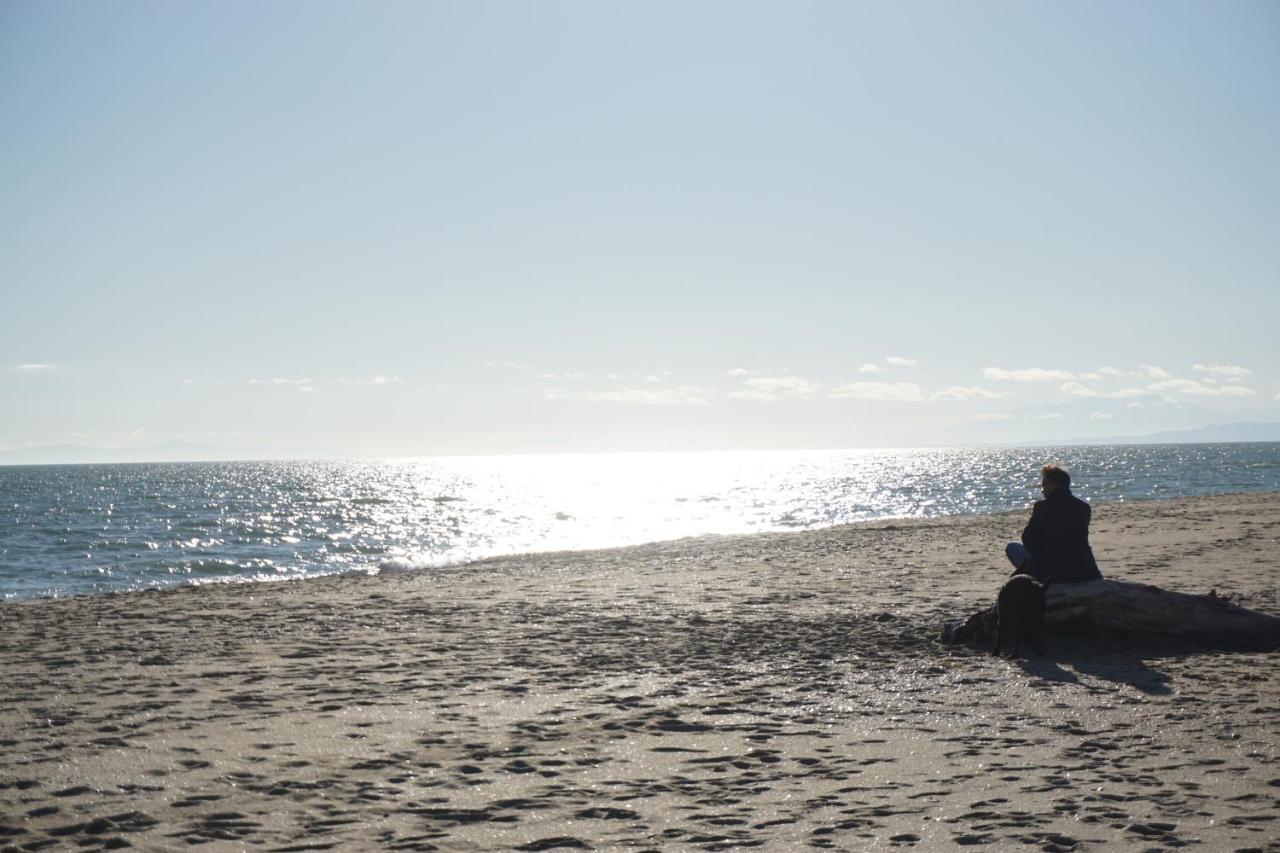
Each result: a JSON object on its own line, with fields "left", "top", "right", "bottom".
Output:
{"left": 1006, "top": 464, "right": 1101, "bottom": 583}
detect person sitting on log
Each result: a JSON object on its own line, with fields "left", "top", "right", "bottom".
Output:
{"left": 1005, "top": 464, "right": 1102, "bottom": 583}
{"left": 943, "top": 463, "right": 1106, "bottom": 645}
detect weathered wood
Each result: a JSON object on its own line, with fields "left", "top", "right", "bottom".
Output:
{"left": 1044, "top": 579, "right": 1280, "bottom": 641}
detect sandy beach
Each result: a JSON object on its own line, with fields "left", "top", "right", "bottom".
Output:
{"left": 2, "top": 491, "right": 1277, "bottom": 852}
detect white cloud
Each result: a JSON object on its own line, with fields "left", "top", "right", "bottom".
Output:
{"left": 1089, "top": 412, "right": 1114, "bottom": 420}
{"left": 1061, "top": 382, "right": 1149, "bottom": 399}
{"left": 13, "top": 363, "right": 54, "bottom": 371}
{"left": 857, "top": 363, "right": 884, "bottom": 374}
{"left": 642, "top": 375, "right": 664, "bottom": 383}
{"left": 827, "top": 381, "right": 927, "bottom": 402}
{"left": 983, "top": 367, "right": 1078, "bottom": 382}
{"left": 250, "top": 377, "right": 313, "bottom": 386}
{"left": 1148, "top": 378, "right": 1255, "bottom": 397}
{"left": 728, "top": 376, "right": 821, "bottom": 402}
{"left": 930, "top": 385, "right": 1010, "bottom": 401}
{"left": 539, "top": 372, "right": 586, "bottom": 381}
{"left": 1135, "top": 365, "right": 1171, "bottom": 379}
{"left": 113, "top": 427, "right": 151, "bottom": 442}
{"left": 181, "top": 378, "right": 194, "bottom": 385}
{"left": 885, "top": 356, "right": 918, "bottom": 367}
{"left": 1060, "top": 381, "right": 1095, "bottom": 397}
{"left": 360, "top": 375, "right": 404, "bottom": 385}
{"left": 546, "top": 386, "right": 709, "bottom": 406}
{"left": 1033, "top": 413, "right": 1063, "bottom": 420}
{"left": 725, "top": 367, "right": 753, "bottom": 377}
{"left": 1193, "top": 363, "right": 1251, "bottom": 378}
{"left": 1097, "top": 366, "right": 1124, "bottom": 377}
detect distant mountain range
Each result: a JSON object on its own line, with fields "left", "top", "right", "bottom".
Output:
{"left": 3, "top": 422, "right": 1280, "bottom": 466}
{"left": 1029, "top": 422, "right": 1280, "bottom": 447}
{"left": 0, "top": 441, "right": 316, "bottom": 466}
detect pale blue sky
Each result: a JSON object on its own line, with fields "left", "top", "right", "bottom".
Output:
{"left": 3, "top": 0, "right": 1278, "bottom": 459}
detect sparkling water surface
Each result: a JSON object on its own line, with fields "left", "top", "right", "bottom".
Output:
{"left": 2, "top": 444, "right": 1278, "bottom": 600}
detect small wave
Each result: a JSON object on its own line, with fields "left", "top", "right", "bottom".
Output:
{"left": 182, "top": 559, "right": 243, "bottom": 574}
{"left": 178, "top": 558, "right": 280, "bottom": 575}
{"left": 377, "top": 550, "right": 499, "bottom": 573}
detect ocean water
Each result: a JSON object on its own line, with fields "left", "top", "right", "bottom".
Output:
{"left": 2, "top": 443, "right": 1278, "bottom": 601}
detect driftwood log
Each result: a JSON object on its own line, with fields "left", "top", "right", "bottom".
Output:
{"left": 1044, "top": 579, "right": 1280, "bottom": 642}
{"left": 949, "top": 579, "right": 1280, "bottom": 647}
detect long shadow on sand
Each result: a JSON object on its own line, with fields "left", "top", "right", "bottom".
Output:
{"left": 1011, "top": 631, "right": 1279, "bottom": 695}
{"left": 1014, "top": 637, "right": 1173, "bottom": 695}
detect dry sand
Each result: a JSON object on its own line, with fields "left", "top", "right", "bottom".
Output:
{"left": 2, "top": 492, "right": 1278, "bottom": 852}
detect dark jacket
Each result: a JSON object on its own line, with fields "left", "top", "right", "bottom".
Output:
{"left": 1021, "top": 489, "right": 1102, "bottom": 583}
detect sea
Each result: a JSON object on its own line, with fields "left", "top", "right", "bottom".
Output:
{"left": 2, "top": 443, "right": 1278, "bottom": 601}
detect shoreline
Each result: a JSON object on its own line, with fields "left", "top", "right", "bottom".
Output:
{"left": 2, "top": 491, "right": 1277, "bottom": 850}
{"left": 8, "top": 488, "right": 1280, "bottom": 606}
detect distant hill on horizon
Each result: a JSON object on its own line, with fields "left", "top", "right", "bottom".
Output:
{"left": 1029, "top": 421, "right": 1280, "bottom": 447}
{"left": 3, "top": 423, "right": 1280, "bottom": 466}
{"left": 0, "top": 441, "right": 311, "bottom": 466}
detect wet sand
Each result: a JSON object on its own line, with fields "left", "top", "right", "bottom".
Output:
{"left": 2, "top": 492, "right": 1278, "bottom": 851}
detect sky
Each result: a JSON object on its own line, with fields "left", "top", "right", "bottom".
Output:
{"left": 3, "top": 0, "right": 1279, "bottom": 460}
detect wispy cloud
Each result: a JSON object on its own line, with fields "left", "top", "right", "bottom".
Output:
{"left": 931, "top": 385, "right": 1010, "bottom": 401}
{"left": 983, "top": 367, "right": 1077, "bottom": 382}
{"left": 725, "top": 367, "right": 754, "bottom": 377}
{"left": 1135, "top": 365, "right": 1170, "bottom": 379}
{"left": 333, "top": 375, "right": 408, "bottom": 386}
{"left": 1061, "top": 382, "right": 1148, "bottom": 399}
{"left": 112, "top": 427, "right": 151, "bottom": 442}
{"left": 1089, "top": 412, "right": 1114, "bottom": 420}
{"left": 856, "top": 363, "right": 884, "bottom": 374}
{"left": 546, "top": 386, "right": 709, "bottom": 406}
{"left": 1148, "top": 378, "right": 1255, "bottom": 397}
{"left": 12, "top": 363, "right": 54, "bottom": 371}
{"left": 1063, "top": 373, "right": 1258, "bottom": 399}
{"left": 249, "top": 377, "right": 316, "bottom": 392}
{"left": 827, "top": 381, "right": 927, "bottom": 402}
{"left": 1193, "top": 363, "right": 1251, "bottom": 378}
{"left": 884, "top": 356, "right": 918, "bottom": 367}
{"left": 728, "top": 373, "right": 1006, "bottom": 404}
{"left": 727, "top": 376, "right": 820, "bottom": 402}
